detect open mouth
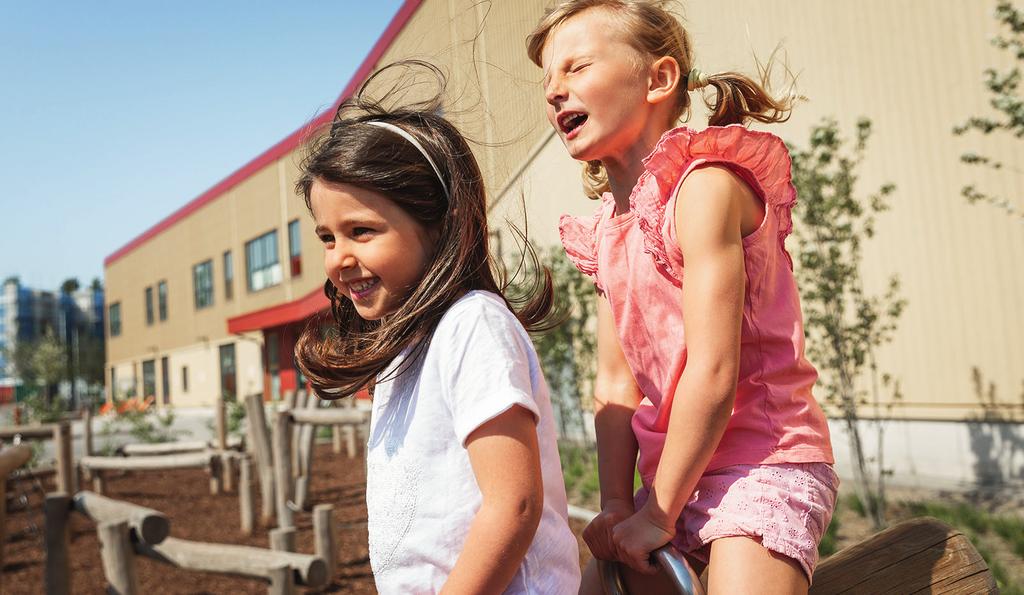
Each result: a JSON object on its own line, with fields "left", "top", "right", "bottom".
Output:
{"left": 347, "top": 277, "right": 380, "bottom": 300}
{"left": 558, "top": 111, "right": 588, "bottom": 137}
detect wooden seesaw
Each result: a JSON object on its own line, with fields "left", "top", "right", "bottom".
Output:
{"left": 599, "top": 517, "right": 996, "bottom": 594}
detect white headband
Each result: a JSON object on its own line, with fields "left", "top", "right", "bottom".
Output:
{"left": 365, "top": 120, "right": 450, "bottom": 199}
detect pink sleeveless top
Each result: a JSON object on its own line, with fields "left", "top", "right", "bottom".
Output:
{"left": 560, "top": 125, "right": 834, "bottom": 485}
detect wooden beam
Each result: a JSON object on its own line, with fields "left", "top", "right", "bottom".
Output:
{"left": 80, "top": 452, "right": 214, "bottom": 471}
{"left": 43, "top": 493, "right": 71, "bottom": 595}
{"left": 98, "top": 520, "right": 139, "bottom": 594}
{"left": 288, "top": 408, "right": 365, "bottom": 426}
{"left": 239, "top": 456, "right": 255, "bottom": 536}
{"left": 313, "top": 504, "right": 336, "bottom": 581}
{"left": 135, "top": 536, "right": 326, "bottom": 588}
{"left": 0, "top": 423, "right": 57, "bottom": 440}
{"left": 121, "top": 441, "right": 208, "bottom": 456}
{"left": 73, "top": 491, "right": 170, "bottom": 545}
{"left": 52, "top": 423, "right": 73, "bottom": 495}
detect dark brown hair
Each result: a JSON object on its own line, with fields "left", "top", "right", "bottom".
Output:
{"left": 294, "top": 61, "right": 556, "bottom": 399}
{"left": 527, "top": 0, "right": 794, "bottom": 199}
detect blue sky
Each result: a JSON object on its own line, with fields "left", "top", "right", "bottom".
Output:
{"left": 0, "top": 1, "right": 404, "bottom": 290}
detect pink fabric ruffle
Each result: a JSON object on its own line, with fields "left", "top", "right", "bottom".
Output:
{"left": 634, "top": 125, "right": 798, "bottom": 285}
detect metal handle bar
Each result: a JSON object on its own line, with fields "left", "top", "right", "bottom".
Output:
{"left": 599, "top": 545, "right": 703, "bottom": 595}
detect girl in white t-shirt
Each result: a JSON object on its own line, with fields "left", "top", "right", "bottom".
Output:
{"left": 293, "top": 63, "right": 581, "bottom": 595}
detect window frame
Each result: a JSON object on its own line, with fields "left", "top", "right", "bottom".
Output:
{"left": 192, "top": 259, "right": 214, "bottom": 309}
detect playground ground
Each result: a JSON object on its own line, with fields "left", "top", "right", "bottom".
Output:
{"left": 3, "top": 443, "right": 592, "bottom": 593}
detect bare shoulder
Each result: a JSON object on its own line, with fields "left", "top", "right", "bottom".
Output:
{"left": 677, "top": 165, "right": 755, "bottom": 208}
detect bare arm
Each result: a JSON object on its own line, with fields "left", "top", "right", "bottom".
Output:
{"left": 613, "top": 166, "right": 754, "bottom": 572}
{"left": 441, "top": 405, "right": 543, "bottom": 594}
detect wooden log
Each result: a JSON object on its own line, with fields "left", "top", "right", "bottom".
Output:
{"left": 0, "top": 423, "right": 57, "bottom": 440}
{"left": 270, "top": 526, "right": 296, "bottom": 553}
{"left": 810, "top": 517, "right": 996, "bottom": 594}
{"left": 73, "top": 491, "right": 170, "bottom": 545}
{"left": 44, "top": 493, "right": 71, "bottom": 595}
{"left": 0, "top": 444, "right": 32, "bottom": 477}
{"left": 288, "top": 408, "right": 366, "bottom": 426}
{"left": 239, "top": 456, "right": 255, "bottom": 536}
{"left": 121, "top": 440, "right": 208, "bottom": 456}
{"left": 244, "top": 394, "right": 275, "bottom": 526}
{"left": 283, "top": 389, "right": 297, "bottom": 410}
{"left": 209, "top": 453, "right": 223, "bottom": 495}
{"left": 134, "top": 536, "right": 326, "bottom": 588}
{"left": 80, "top": 452, "right": 214, "bottom": 471}
{"left": 98, "top": 520, "right": 139, "bottom": 595}
{"left": 313, "top": 504, "right": 336, "bottom": 581}
{"left": 272, "top": 411, "right": 294, "bottom": 528}
{"left": 268, "top": 563, "right": 294, "bottom": 595}
{"left": 53, "top": 422, "right": 73, "bottom": 495}
{"left": 83, "top": 407, "right": 94, "bottom": 456}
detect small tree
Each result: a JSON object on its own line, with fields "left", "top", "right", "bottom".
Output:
{"left": 789, "top": 118, "right": 907, "bottom": 530}
{"left": 521, "top": 247, "right": 597, "bottom": 442}
{"left": 953, "top": 0, "right": 1023, "bottom": 220}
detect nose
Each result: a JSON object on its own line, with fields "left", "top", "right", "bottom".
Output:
{"left": 325, "top": 243, "right": 357, "bottom": 279}
{"left": 545, "top": 73, "right": 567, "bottom": 106}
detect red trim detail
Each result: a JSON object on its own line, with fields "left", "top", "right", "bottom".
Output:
{"left": 227, "top": 287, "right": 330, "bottom": 334}
{"left": 104, "top": 0, "right": 426, "bottom": 267}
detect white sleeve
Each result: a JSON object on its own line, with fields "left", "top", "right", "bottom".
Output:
{"left": 437, "top": 299, "right": 541, "bottom": 446}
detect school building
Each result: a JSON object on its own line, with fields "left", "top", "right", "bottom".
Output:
{"left": 104, "top": 0, "right": 1022, "bottom": 488}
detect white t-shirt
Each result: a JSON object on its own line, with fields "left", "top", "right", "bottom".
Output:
{"left": 365, "top": 290, "right": 581, "bottom": 594}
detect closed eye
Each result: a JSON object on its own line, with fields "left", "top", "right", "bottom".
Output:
{"left": 570, "top": 62, "right": 590, "bottom": 73}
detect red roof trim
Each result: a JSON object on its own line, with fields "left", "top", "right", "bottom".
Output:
{"left": 104, "top": 0, "right": 425, "bottom": 267}
{"left": 227, "top": 287, "right": 330, "bottom": 334}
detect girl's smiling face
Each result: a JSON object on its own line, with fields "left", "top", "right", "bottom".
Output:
{"left": 311, "top": 180, "right": 436, "bottom": 320}
{"left": 540, "top": 8, "right": 653, "bottom": 164}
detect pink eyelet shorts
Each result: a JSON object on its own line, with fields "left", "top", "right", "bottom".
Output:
{"left": 634, "top": 462, "right": 839, "bottom": 583}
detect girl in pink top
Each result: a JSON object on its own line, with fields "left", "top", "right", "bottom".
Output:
{"left": 528, "top": 2, "right": 837, "bottom": 593}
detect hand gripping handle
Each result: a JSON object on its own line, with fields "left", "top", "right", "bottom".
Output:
{"left": 599, "top": 545, "right": 703, "bottom": 595}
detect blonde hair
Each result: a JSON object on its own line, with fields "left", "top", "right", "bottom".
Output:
{"left": 527, "top": 0, "right": 793, "bottom": 199}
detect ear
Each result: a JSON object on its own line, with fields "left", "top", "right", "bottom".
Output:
{"left": 647, "top": 56, "right": 681, "bottom": 105}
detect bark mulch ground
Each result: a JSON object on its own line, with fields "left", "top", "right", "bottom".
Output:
{"left": 4, "top": 444, "right": 592, "bottom": 593}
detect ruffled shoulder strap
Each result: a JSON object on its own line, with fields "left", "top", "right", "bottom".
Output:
{"left": 558, "top": 195, "right": 613, "bottom": 291}
{"left": 631, "top": 125, "right": 798, "bottom": 284}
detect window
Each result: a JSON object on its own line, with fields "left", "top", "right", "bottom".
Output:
{"left": 157, "top": 280, "right": 168, "bottom": 321}
{"left": 245, "top": 230, "right": 281, "bottom": 292}
{"left": 223, "top": 251, "right": 234, "bottom": 301}
{"left": 181, "top": 366, "right": 189, "bottom": 393}
{"left": 108, "top": 302, "right": 121, "bottom": 337}
{"left": 219, "top": 343, "right": 237, "bottom": 401}
{"left": 193, "top": 260, "right": 214, "bottom": 309}
{"left": 142, "top": 360, "right": 156, "bottom": 399}
{"left": 145, "top": 286, "right": 154, "bottom": 325}
{"left": 288, "top": 219, "right": 302, "bottom": 277}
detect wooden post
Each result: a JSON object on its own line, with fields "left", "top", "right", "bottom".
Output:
{"left": 313, "top": 504, "right": 336, "bottom": 581}
{"left": 245, "top": 394, "right": 275, "bottom": 526}
{"left": 83, "top": 406, "right": 94, "bottom": 456}
{"left": 270, "top": 526, "right": 296, "bottom": 553}
{"left": 268, "top": 563, "right": 294, "bottom": 595}
{"left": 222, "top": 453, "right": 235, "bottom": 493}
{"left": 44, "top": 493, "right": 71, "bottom": 595}
{"left": 295, "top": 395, "right": 319, "bottom": 511}
{"left": 331, "top": 425, "right": 342, "bottom": 454}
{"left": 93, "top": 470, "right": 105, "bottom": 495}
{"left": 209, "top": 453, "right": 223, "bottom": 496}
{"left": 284, "top": 389, "right": 297, "bottom": 410}
{"left": 53, "top": 422, "right": 73, "bottom": 495}
{"left": 239, "top": 456, "right": 255, "bottom": 535}
{"left": 290, "top": 391, "right": 308, "bottom": 477}
{"left": 98, "top": 520, "right": 138, "bottom": 595}
{"left": 343, "top": 425, "right": 356, "bottom": 458}
{"left": 272, "top": 411, "right": 294, "bottom": 528}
